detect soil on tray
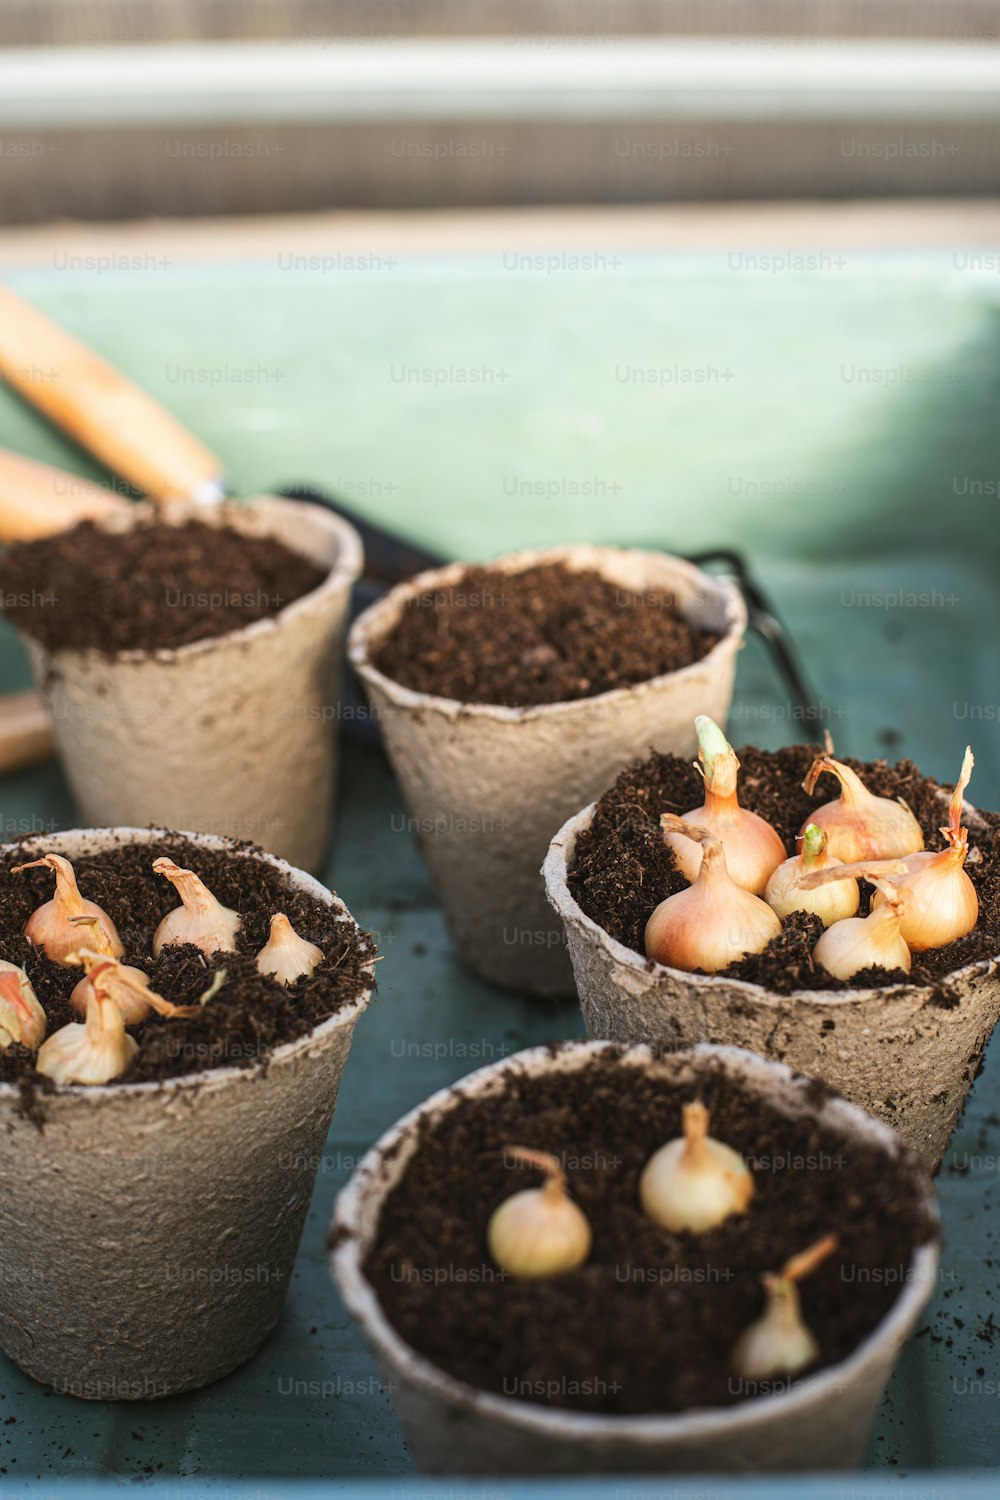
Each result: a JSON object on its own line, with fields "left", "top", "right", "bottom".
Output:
{"left": 0, "top": 834, "right": 374, "bottom": 1098}
{"left": 361, "top": 1048, "right": 937, "bottom": 1416}
{"left": 0, "top": 516, "right": 327, "bottom": 654}
{"left": 371, "top": 562, "right": 720, "bottom": 707}
{"left": 568, "top": 743, "right": 1000, "bottom": 994}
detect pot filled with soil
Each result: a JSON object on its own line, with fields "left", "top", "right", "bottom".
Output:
{"left": 349, "top": 546, "right": 745, "bottom": 996}
{"left": 331, "top": 1040, "right": 939, "bottom": 1475}
{"left": 0, "top": 825, "right": 375, "bottom": 1399}
{"left": 544, "top": 721, "right": 1000, "bottom": 1168}
{"left": 0, "top": 499, "right": 364, "bottom": 872}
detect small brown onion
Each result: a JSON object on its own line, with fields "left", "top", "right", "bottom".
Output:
{"left": 256, "top": 913, "right": 323, "bottom": 986}
{"left": 640, "top": 1100, "right": 754, "bottom": 1234}
{"left": 801, "top": 756, "right": 924, "bottom": 863}
{"left": 152, "top": 858, "right": 241, "bottom": 957}
{"left": 36, "top": 988, "right": 138, "bottom": 1086}
{"left": 663, "top": 717, "right": 786, "bottom": 895}
{"left": 798, "top": 860, "right": 911, "bottom": 981}
{"left": 0, "top": 961, "right": 46, "bottom": 1050}
{"left": 11, "top": 853, "right": 122, "bottom": 966}
{"left": 731, "top": 1234, "right": 839, "bottom": 1380}
{"left": 765, "top": 824, "right": 860, "bottom": 928}
{"left": 647, "top": 819, "right": 781, "bottom": 973}
{"left": 487, "top": 1147, "right": 591, "bottom": 1279}
{"left": 871, "top": 746, "right": 978, "bottom": 951}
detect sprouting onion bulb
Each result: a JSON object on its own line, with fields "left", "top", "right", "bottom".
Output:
{"left": 36, "top": 987, "right": 138, "bottom": 1086}
{"left": 798, "top": 860, "right": 911, "bottom": 981}
{"left": 646, "top": 819, "right": 781, "bottom": 973}
{"left": 256, "top": 913, "right": 324, "bottom": 986}
{"left": 0, "top": 961, "right": 46, "bottom": 1050}
{"left": 152, "top": 858, "right": 241, "bottom": 957}
{"left": 801, "top": 755, "right": 924, "bottom": 863}
{"left": 487, "top": 1147, "right": 592, "bottom": 1279}
{"left": 640, "top": 1100, "right": 754, "bottom": 1234}
{"left": 67, "top": 948, "right": 201, "bottom": 1024}
{"left": 871, "top": 746, "right": 979, "bottom": 951}
{"left": 765, "top": 823, "right": 860, "bottom": 928}
{"left": 663, "top": 717, "right": 786, "bottom": 894}
{"left": 731, "top": 1234, "right": 839, "bottom": 1380}
{"left": 11, "top": 853, "right": 123, "bottom": 965}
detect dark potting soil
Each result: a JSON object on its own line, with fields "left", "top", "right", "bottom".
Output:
{"left": 0, "top": 516, "right": 328, "bottom": 654}
{"left": 361, "top": 1048, "right": 936, "bottom": 1415}
{"left": 371, "top": 562, "right": 720, "bottom": 707}
{"left": 568, "top": 744, "right": 1000, "bottom": 994}
{"left": 0, "top": 834, "right": 374, "bottom": 1096}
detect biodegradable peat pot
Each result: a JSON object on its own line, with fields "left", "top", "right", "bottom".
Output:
{"left": 0, "top": 826, "right": 374, "bottom": 1401}
{"left": 544, "top": 802, "right": 1000, "bottom": 1171}
{"left": 331, "top": 1041, "right": 939, "bottom": 1476}
{"left": 349, "top": 546, "right": 746, "bottom": 996}
{"left": 17, "top": 498, "right": 363, "bottom": 874}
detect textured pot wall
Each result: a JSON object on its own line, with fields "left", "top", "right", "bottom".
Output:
{"left": 544, "top": 806, "right": 1000, "bottom": 1170}
{"left": 351, "top": 546, "right": 745, "bottom": 997}
{"left": 21, "top": 498, "right": 363, "bottom": 874}
{"left": 0, "top": 828, "right": 373, "bottom": 1400}
{"left": 383, "top": 1364, "right": 890, "bottom": 1475}
{"left": 331, "top": 1042, "right": 939, "bottom": 1476}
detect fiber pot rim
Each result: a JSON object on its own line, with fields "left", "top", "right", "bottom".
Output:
{"left": 0, "top": 824, "right": 375, "bottom": 1103}
{"left": 331, "top": 1039, "right": 940, "bottom": 1445}
{"left": 23, "top": 496, "right": 364, "bottom": 668}
{"left": 543, "top": 799, "right": 1000, "bottom": 1008}
{"left": 348, "top": 544, "right": 747, "bottom": 723}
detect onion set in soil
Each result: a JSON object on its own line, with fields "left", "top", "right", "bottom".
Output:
{"left": 640, "top": 1099, "right": 754, "bottom": 1233}
{"left": 730, "top": 1234, "right": 839, "bottom": 1380}
{"left": 487, "top": 1147, "right": 592, "bottom": 1278}
{"left": 662, "top": 716, "right": 786, "bottom": 894}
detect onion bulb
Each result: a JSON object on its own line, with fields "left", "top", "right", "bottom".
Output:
{"left": 663, "top": 717, "right": 786, "bottom": 894}
{"left": 36, "top": 987, "right": 138, "bottom": 1086}
{"left": 11, "top": 853, "right": 123, "bottom": 966}
{"left": 647, "top": 818, "right": 781, "bottom": 973}
{"left": 871, "top": 746, "right": 979, "bottom": 951}
{"left": 641, "top": 1100, "right": 754, "bottom": 1234}
{"left": 256, "top": 913, "right": 324, "bottom": 986}
{"left": 731, "top": 1234, "right": 839, "bottom": 1380}
{"left": 0, "top": 961, "right": 46, "bottom": 1051}
{"left": 801, "top": 755, "right": 924, "bottom": 863}
{"left": 152, "top": 858, "right": 241, "bottom": 957}
{"left": 798, "top": 861, "right": 911, "bottom": 981}
{"left": 487, "top": 1147, "right": 591, "bottom": 1278}
{"left": 765, "top": 823, "right": 860, "bottom": 928}
{"left": 67, "top": 948, "right": 200, "bottom": 1023}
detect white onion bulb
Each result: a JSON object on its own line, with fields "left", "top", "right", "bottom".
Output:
{"left": 487, "top": 1147, "right": 591, "bottom": 1278}
{"left": 640, "top": 1101, "right": 754, "bottom": 1234}
{"left": 256, "top": 913, "right": 324, "bottom": 986}
{"left": 152, "top": 858, "right": 241, "bottom": 957}
{"left": 731, "top": 1234, "right": 839, "bottom": 1380}
{"left": 36, "top": 988, "right": 138, "bottom": 1086}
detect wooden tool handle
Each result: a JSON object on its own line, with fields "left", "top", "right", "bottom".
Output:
{"left": 0, "top": 284, "right": 224, "bottom": 503}
{"left": 0, "top": 691, "right": 55, "bottom": 774}
{"left": 0, "top": 448, "right": 130, "bottom": 542}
